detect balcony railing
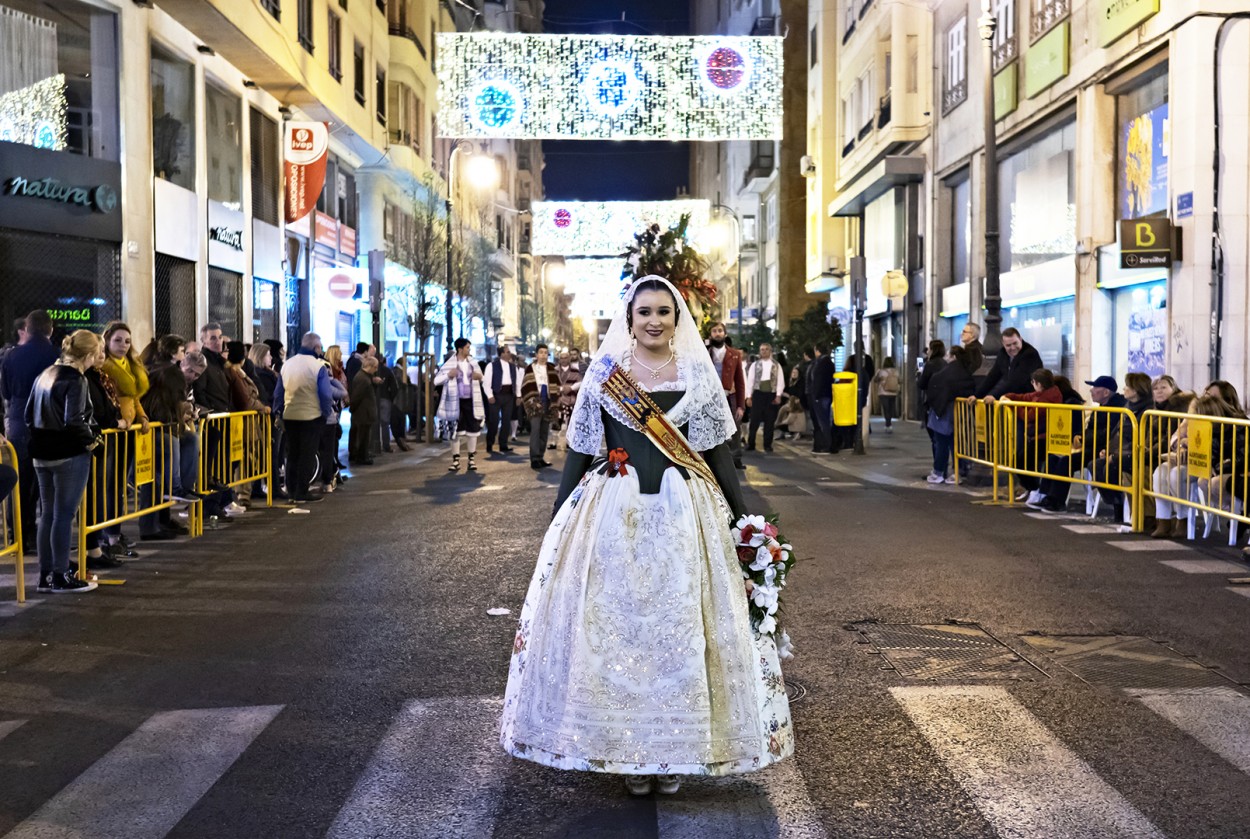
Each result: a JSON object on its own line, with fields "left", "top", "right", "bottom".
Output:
{"left": 842, "top": 138, "right": 856, "bottom": 157}
{"left": 751, "top": 16, "right": 779, "bottom": 37}
{"left": 877, "top": 93, "right": 891, "bottom": 128}
{"left": 942, "top": 80, "right": 967, "bottom": 115}
{"left": 858, "top": 0, "right": 875, "bottom": 20}
{"left": 741, "top": 143, "right": 776, "bottom": 190}
{"left": 1030, "top": 0, "right": 1069, "bottom": 42}
{"left": 842, "top": 21, "right": 856, "bottom": 45}
{"left": 858, "top": 121, "right": 873, "bottom": 141}
{"left": 389, "top": 24, "right": 428, "bottom": 59}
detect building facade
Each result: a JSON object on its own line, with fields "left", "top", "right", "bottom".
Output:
{"left": 932, "top": 0, "right": 1249, "bottom": 393}
{"left": 807, "top": 0, "right": 1250, "bottom": 412}
{"left": 0, "top": 0, "right": 532, "bottom": 363}
{"left": 691, "top": 0, "right": 810, "bottom": 334}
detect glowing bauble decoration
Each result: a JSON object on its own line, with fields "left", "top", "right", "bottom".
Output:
{"left": 471, "top": 80, "right": 523, "bottom": 132}
{"left": 706, "top": 47, "right": 747, "bottom": 90}
{"left": 554, "top": 208, "right": 572, "bottom": 228}
{"left": 581, "top": 58, "right": 643, "bottom": 117}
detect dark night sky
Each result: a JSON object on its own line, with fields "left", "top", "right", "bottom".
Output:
{"left": 539, "top": 0, "right": 692, "bottom": 201}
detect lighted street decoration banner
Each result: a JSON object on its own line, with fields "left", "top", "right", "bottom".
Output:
{"left": 531, "top": 200, "right": 710, "bottom": 256}
{"left": 436, "top": 34, "right": 782, "bottom": 140}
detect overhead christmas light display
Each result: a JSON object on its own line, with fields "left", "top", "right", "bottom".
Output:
{"left": 436, "top": 34, "right": 782, "bottom": 140}
{"left": 0, "top": 75, "right": 68, "bottom": 151}
{"left": 531, "top": 200, "right": 710, "bottom": 256}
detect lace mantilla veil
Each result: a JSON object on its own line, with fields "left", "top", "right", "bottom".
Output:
{"left": 565, "top": 275, "right": 738, "bottom": 456}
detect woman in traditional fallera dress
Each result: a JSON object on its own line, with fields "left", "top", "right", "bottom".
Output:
{"left": 500, "top": 276, "right": 794, "bottom": 797}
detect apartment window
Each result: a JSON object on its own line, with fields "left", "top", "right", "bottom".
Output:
{"left": 992, "top": 0, "right": 1017, "bottom": 70}
{"left": 297, "top": 0, "right": 314, "bottom": 53}
{"left": 842, "top": 96, "right": 856, "bottom": 154}
{"left": 856, "top": 72, "right": 872, "bottom": 137}
{"left": 376, "top": 0, "right": 385, "bottom": 11}
{"left": 376, "top": 65, "right": 386, "bottom": 125}
{"left": 843, "top": 0, "right": 856, "bottom": 40}
{"left": 206, "top": 83, "right": 242, "bottom": 208}
{"left": 766, "top": 193, "right": 779, "bottom": 241}
{"left": 339, "top": 0, "right": 347, "bottom": 7}
{"left": 387, "top": 81, "right": 423, "bottom": 155}
{"left": 353, "top": 42, "right": 366, "bottom": 106}
{"left": 1030, "top": 0, "right": 1068, "bottom": 42}
{"left": 151, "top": 44, "right": 196, "bottom": 190}
{"left": 809, "top": 25, "right": 817, "bottom": 68}
{"left": 339, "top": 169, "right": 358, "bottom": 229}
{"left": 943, "top": 17, "right": 967, "bottom": 115}
{"left": 328, "top": 12, "right": 342, "bottom": 81}
{"left": 261, "top": 0, "right": 280, "bottom": 20}
{"left": 250, "top": 108, "right": 280, "bottom": 225}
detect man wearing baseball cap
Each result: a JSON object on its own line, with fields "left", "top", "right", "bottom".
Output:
{"left": 1034, "top": 374, "right": 1128, "bottom": 514}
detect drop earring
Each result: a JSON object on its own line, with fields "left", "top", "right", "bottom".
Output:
{"left": 668, "top": 336, "right": 675, "bottom": 351}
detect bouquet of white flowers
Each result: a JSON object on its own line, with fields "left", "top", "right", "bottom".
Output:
{"left": 732, "top": 514, "right": 796, "bottom": 658}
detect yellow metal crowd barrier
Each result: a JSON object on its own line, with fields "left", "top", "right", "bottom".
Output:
{"left": 994, "top": 400, "right": 1141, "bottom": 530}
{"left": 1, "top": 439, "right": 25, "bottom": 603}
{"left": 196, "top": 410, "right": 273, "bottom": 520}
{"left": 1139, "top": 409, "right": 1250, "bottom": 543}
{"left": 77, "top": 422, "right": 180, "bottom": 582}
{"left": 953, "top": 398, "right": 1002, "bottom": 501}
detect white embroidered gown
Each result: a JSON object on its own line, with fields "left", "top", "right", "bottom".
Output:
{"left": 500, "top": 382, "right": 794, "bottom": 776}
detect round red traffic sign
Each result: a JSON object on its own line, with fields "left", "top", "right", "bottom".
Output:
{"left": 327, "top": 273, "right": 356, "bottom": 299}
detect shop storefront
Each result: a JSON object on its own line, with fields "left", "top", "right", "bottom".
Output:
{"left": 0, "top": 0, "right": 121, "bottom": 336}
{"left": 1094, "top": 59, "right": 1169, "bottom": 383}
{"left": 207, "top": 199, "right": 245, "bottom": 338}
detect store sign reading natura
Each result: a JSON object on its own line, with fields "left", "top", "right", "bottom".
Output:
{"left": 209, "top": 226, "right": 244, "bottom": 251}
{"left": 3, "top": 175, "right": 117, "bottom": 213}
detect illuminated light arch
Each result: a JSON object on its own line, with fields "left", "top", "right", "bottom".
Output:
{"left": 531, "top": 200, "right": 711, "bottom": 257}
{"left": 436, "top": 33, "right": 782, "bottom": 140}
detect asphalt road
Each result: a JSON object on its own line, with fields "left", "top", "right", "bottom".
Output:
{"left": 2, "top": 422, "right": 1250, "bottom": 838}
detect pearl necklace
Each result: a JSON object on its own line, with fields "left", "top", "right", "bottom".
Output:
{"left": 631, "top": 349, "right": 675, "bottom": 380}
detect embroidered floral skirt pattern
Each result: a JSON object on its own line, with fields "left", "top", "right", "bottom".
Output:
{"left": 500, "top": 467, "right": 794, "bottom": 775}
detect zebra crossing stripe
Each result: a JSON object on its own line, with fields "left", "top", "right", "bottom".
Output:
{"left": 656, "top": 757, "right": 828, "bottom": 839}
{"left": 1130, "top": 686, "right": 1250, "bottom": 775}
{"left": 2, "top": 705, "right": 283, "bottom": 839}
{"left": 0, "top": 720, "right": 25, "bottom": 742}
{"left": 326, "top": 697, "right": 506, "bottom": 839}
{"left": 891, "top": 686, "right": 1165, "bottom": 839}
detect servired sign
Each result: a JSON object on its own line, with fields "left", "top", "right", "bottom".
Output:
{"left": 283, "top": 122, "right": 329, "bottom": 225}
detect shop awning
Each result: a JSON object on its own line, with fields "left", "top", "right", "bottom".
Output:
{"left": 827, "top": 156, "right": 926, "bottom": 218}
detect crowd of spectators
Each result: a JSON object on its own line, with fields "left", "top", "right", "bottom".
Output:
{"left": 920, "top": 321, "right": 1250, "bottom": 557}
{"left": 0, "top": 310, "right": 432, "bottom": 596}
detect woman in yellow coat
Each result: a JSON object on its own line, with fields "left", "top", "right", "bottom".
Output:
{"left": 99, "top": 321, "right": 150, "bottom": 431}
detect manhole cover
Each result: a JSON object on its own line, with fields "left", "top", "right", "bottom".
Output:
{"left": 785, "top": 678, "right": 808, "bottom": 705}
{"left": 1020, "top": 635, "right": 1239, "bottom": 689}
{"left": 851, "top": 622, "right": 1046, "bottom": 681}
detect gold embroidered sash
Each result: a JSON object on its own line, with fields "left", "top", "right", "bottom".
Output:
{"left": 600, "top": 361, "right": 720, "bottom": 489}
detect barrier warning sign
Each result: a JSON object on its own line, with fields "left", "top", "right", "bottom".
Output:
{"left": 1047, "top": 410, "right": 1073, "bottom": 455}
{"left": 230, "top": 415, "right": 244, "bottom": 463}
{"left": 1187, "top": 419, "right": 1212, "bottom": 480}
{"left": 134, "top": 430, "right": 154, "bottom": 485}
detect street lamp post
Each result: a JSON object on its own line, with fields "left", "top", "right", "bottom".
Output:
{"left": 539, "top": 260, "right": 564, "bottom": 346}
{"left": 712, "top": 203, "right": 743, "bottom": 339}
{"left": 978, "top": 1, "right": 1003, "bottom": 359}
{"left": 443, "top": 140, "right": 499, "bottom": 357}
